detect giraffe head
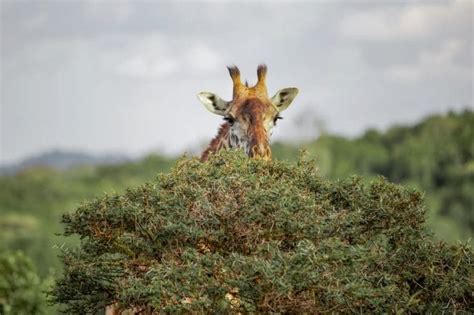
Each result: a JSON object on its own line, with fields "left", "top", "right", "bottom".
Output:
{"left": 198, "top": 64, "right": 299, "bottom": 160}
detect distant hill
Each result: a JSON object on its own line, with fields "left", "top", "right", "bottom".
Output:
{"left": 0, "top": 150, "right": 129, "bottom": 175}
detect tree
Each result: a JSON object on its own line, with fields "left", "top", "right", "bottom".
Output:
{"left": 51, "top": 152, "right": 473, "bottom": 313}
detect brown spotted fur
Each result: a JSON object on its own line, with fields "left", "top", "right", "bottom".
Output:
{"left": 200, "top": 123, "right": 231, "bottom": 162}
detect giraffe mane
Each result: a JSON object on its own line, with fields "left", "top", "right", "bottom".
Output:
{"left": 200, "top": 123, "right": 230, "bottom": 162}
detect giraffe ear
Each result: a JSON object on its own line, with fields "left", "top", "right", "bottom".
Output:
{"left": 271, "top": 88, "right": 299, "bottom": 112}
{"left": 197, "top": 92, "right": 230, "bottom": 116}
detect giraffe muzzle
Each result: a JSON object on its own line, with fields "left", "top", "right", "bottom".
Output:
{"left": 250, "top": 144, "right": 272, "bottom": 161}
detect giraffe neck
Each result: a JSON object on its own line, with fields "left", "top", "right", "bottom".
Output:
{"left": 200, "top": 123, "right": 232, "bottom": 162}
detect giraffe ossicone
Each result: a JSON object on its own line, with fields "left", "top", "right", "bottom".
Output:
{"left": 198, "top": 64, "right": 299, "bottom": 162}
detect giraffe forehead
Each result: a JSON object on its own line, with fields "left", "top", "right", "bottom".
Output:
{"left": 231, "top": 98, "right": 276, "bottom": 120}
{"left": 234, "top": 85, "right": 268, "bottom": 99}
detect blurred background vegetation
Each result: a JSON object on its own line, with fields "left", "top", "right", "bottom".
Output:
{"left": 0, "top": 110, "right": 472, "bottom": 313}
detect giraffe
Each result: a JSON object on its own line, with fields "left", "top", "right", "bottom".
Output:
{"left": 198, "top": 64, "right": 299, "bottom": 162}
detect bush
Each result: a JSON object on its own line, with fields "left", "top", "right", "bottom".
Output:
{"left": 0, "top": 250, "right": 48, "bottom": 314}
{"left": 51, "top": 151, "right": 473, "bottom": 313}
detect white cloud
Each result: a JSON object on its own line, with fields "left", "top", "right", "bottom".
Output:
{"left": 340, "top": 9, "right": 422, "bottom": 41}
{"left": 22, "top": 13, "right": 47, "bottom": 32}
{"left": 340, "top": 0, "right": 470, "bottom": 41}
{"left": 116, "top": 54, "right": 180, "bottom": 79}
{"left": 86, "top": 0, "right": 134, "bottom": 23}
{"left": 185, "top": 44, "right": 222, "bottom": 72}
{"left": 108, "top": 36, "right": 222, "bottom": 79}
{"left": 385, "top": 39, "right": 469, "bottom": 81}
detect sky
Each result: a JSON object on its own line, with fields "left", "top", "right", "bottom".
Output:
{"left": 1, "top": 0, "right": 472, "bottom": 165}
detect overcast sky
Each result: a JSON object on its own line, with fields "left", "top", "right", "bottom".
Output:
{"left": 1, "top": 0, "right": 472, "bottom": 164}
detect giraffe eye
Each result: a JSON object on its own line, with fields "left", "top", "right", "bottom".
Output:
{"left": 224, "top": 116, "right": 235, "bottom": 125}
{"left": 273, "top": 115, "right": 283, "bottom": 125}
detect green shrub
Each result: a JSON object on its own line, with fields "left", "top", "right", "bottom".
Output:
{"left": 51, "top": 151, "right": 473, "bottom": 313}
{"left": 0, "top": 250, "right": 47, "bottom": 315}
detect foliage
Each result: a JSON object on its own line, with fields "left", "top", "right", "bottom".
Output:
{"left": 272, "top": 109, "right": 474, "bottom": 242}
{"left": 0, "top": 250, "right": 48, "bottom": 315}
{"left": 51, "top": 151, "right": 473, "bottom": 313}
